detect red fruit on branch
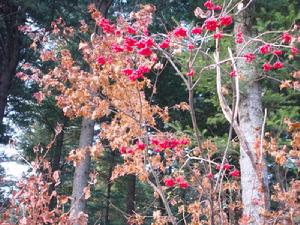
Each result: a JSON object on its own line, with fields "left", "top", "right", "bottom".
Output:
{"left": 127, "top": 26, "right": 137, "bottom": 35}
{"left": 204, "top": 0, "right": 214, "bottom": 10}
{"left": 260, "top": 44, "right": 271, "bottom": 54}
{"left": 191, "top": 26, "right": 203, "bottom": 35}
{"left": 219, "top": 15, "right": 233, "bottom": 27}
{"left": 282, "top": 32, "right": 292, "bottom": 44}
{"left": 291, "top": 46, "right": 298, "bottom": 55}
{"left": 186, "top": 68, "right": 195, "bottom": 77}
{"left": 273, "top": 50, "right": 283, "bottom": 56}
{"left": 97, "top": 55, "right": 106, "bottom": 65}
{"left": 164, "top": 178, "right": 176, "bottom": 187}
{"left": 159, "top": 39, "right": 170, "bottom": 49}
{"left": 223, "top": 163, "right": 231, "bottom": 171}
{"left": 138, "top": 47, "right": 152, "bottom": 57}
{"left": 262, "top": 62, "right": 272, "bottom": 72}
{"left": 173, "top": 27, "right": 188, "bottom": 37}
{"left": 204, "top": 18, "right": 218, "bottom": 31}
{"left": 230, "top": 169, "right": 240, "bottom": 178}
{"left": 273, "top": 61, "right": 284, "bottom": 69}
{"left": 213, "top": 32, "right": 223, "bottom": 40}
{"left": 243, "top": 53, "right": 256, "bottom": 63}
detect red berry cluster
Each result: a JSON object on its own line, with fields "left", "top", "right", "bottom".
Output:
{"left": 164, "top": 176, "right": 189, "bottom": 189}
{"left": 215, "top": 163, "right": 240, "bottom": 178}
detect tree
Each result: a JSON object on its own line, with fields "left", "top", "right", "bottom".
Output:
{"left": 0, "top": 0, "right": 25, "bottom": 138}
{"left": 234, "top": 1, "right": 269, "bottom": 223}
{"left": 70, "top": 1, "right": 114, "bottom": 223}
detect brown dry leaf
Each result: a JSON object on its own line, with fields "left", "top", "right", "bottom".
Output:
{"left": 83, "top": 186, "right": 91, "bottom": 200}
{"left": 221, "top": 86, "right": 229, "bottom": 96}
{"left": 293, "top": 70, "right": 300, "bottom": 79}
{"left": 77, "top": 212, "right": 88, "bottom": 225}
{"left": 280, "top": 80, "right": 293, "bottom": 90}
{"left": 78, "top": 42, "right": 89, "bottom": 51}
{"left": 52, "top": 170, "right": 60, "bottom": 184}
{"left": 174, "top": 102, "right": 190, "bottom": 111}
{"left": 128, "top": 214, "right": 145, "bottom": 225}
{"left": 292, "top": 131, "right": 300, "bottom": 149}
{"left": 59, "top": 195, "right": 69, "bottom": 205}
{"left": 33, "top": 91, "right": 45, "bottom": 104}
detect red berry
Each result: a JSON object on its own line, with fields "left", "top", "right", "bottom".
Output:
{"left": 282, "top": 32, "right": 292, "bottom": 44}
{"left": 122, "top": 68, "right": 134, "bottom": 76}
{"left": 223, "top": 163, "right": 231, "bottom": 171}
{"left": 243, "top": 53, "right": 256, "bottom": 63}
{"left": 204, "top": 18, "right": 218, "bottom": 31}
{"left": 230, "top": 169, "right": 240, "bottom": 177}
{"left": 262, "top": 62, "right": 272, "bottom": 72}
{"left": 219, "top": 15, "right": 233, "bottom": 27}
{"left": 230, "top": 70, "right": 237, "bottom": 77}
{"left": 179, "top": 181, "right": 189, "bottom": 189}
{"left": 207, "top": 173, "right": 214, "bottom": 179}
{"left": 213, "top": 32, "right": 223, "bottom": 40}
{"left": 138, "top": 47, "right": 152, "bottom": 57}
{"left": 159, "top": 39, "right": 170, "bottom": 49}
{"left": 164, "top": 178, "right": 176, "bottom": 187}
{"left": 186, "top": 68, "right": 195, "bottom": 77}
{"left": 120, "top": 147, "right": 127, "bottom": 154}
{"left": 173, "top": 27, "right": 187, "bottom": 37}
{"left": 260, "top": 44, "right": 271, "bottom": 55}
{"left": 204, "top": 0, "right": 214, "bottom": 10}
{"left": 291, "top": 46, "right": 298, "bottom": 55}
{"left": 191, "top": 27, "right": 202, "bottom": 35}
{"left": 273, "top": 50, "right": 283, "bottom": 56}
{"left": 97, "top": 55, "right": 106, "bottom": 65}
{"left": 136, "top": 141, "right": 145, "bottom": 150}
{"left": 273, "top": 61, "right": 284, "bottom": 69}
{"left": 127, "top": 26, "right": 137, "bottom": 35}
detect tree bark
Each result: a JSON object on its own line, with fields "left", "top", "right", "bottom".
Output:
{"left": 104, "top": 150, "right": 115, "bottom": 225}
{"left": 126, "top": 174, "right": 136, "bottom": 215}
{"left": 0, "top": 1, "right": 25, "bottom": 134}
{"left": 234, "top": 1, "right": 269, "bottom": 224}
{"left": 70, "top": 118, "right": 95, "bottom": 224}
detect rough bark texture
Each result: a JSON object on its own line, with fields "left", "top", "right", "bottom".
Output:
{"left": 70, "top": 118, "right": 95, "bottom": 223}
{"left": 234, "top": 1, "right": 269, "bottom": 224}
{"left": 0, "top": 1, "right": 25, "bottom": 135}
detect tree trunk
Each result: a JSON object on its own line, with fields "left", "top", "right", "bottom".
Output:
{"left": 69, "top": 1, "right": 113, "bottom": 223}
{"left": 0, "top": 1, "right": 25, "bottom": 135}
{"left": 49, "top": 117, "right": 67, "bottom": 209}
{"left": 104, "top": 150, "right": 115, "bottom": 225}
{"left": 234, "top": 1, "right": 269, "bottom": 224}
{"left": 126, "top": 174, "right": 136, "bottom": 215}
{"left": 51, "top": 117, "right": 68, "bottom": 172}
{"left": 70, "top": 118, "right": 95, "bottom": 224}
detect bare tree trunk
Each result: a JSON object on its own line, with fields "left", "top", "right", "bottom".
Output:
{"left": 49, "top": 117, "right": 67, "bottom": 209}
{"left": 51, "top": 117, "right": 68, "bottom": 172}
{"left": 234, "top": 1, "right": 269, "bottom": 224}
{"left": 126, "top": 174, "right": 136, "bottom": 215}
{"left": 70, "top": 118, "right": 95, "bottom": 224}
{"left": 0, "top": 1, "right": 25, "bottom": 134}
{"left": 104, "top": 150, "right": 115, "bottom": 225}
